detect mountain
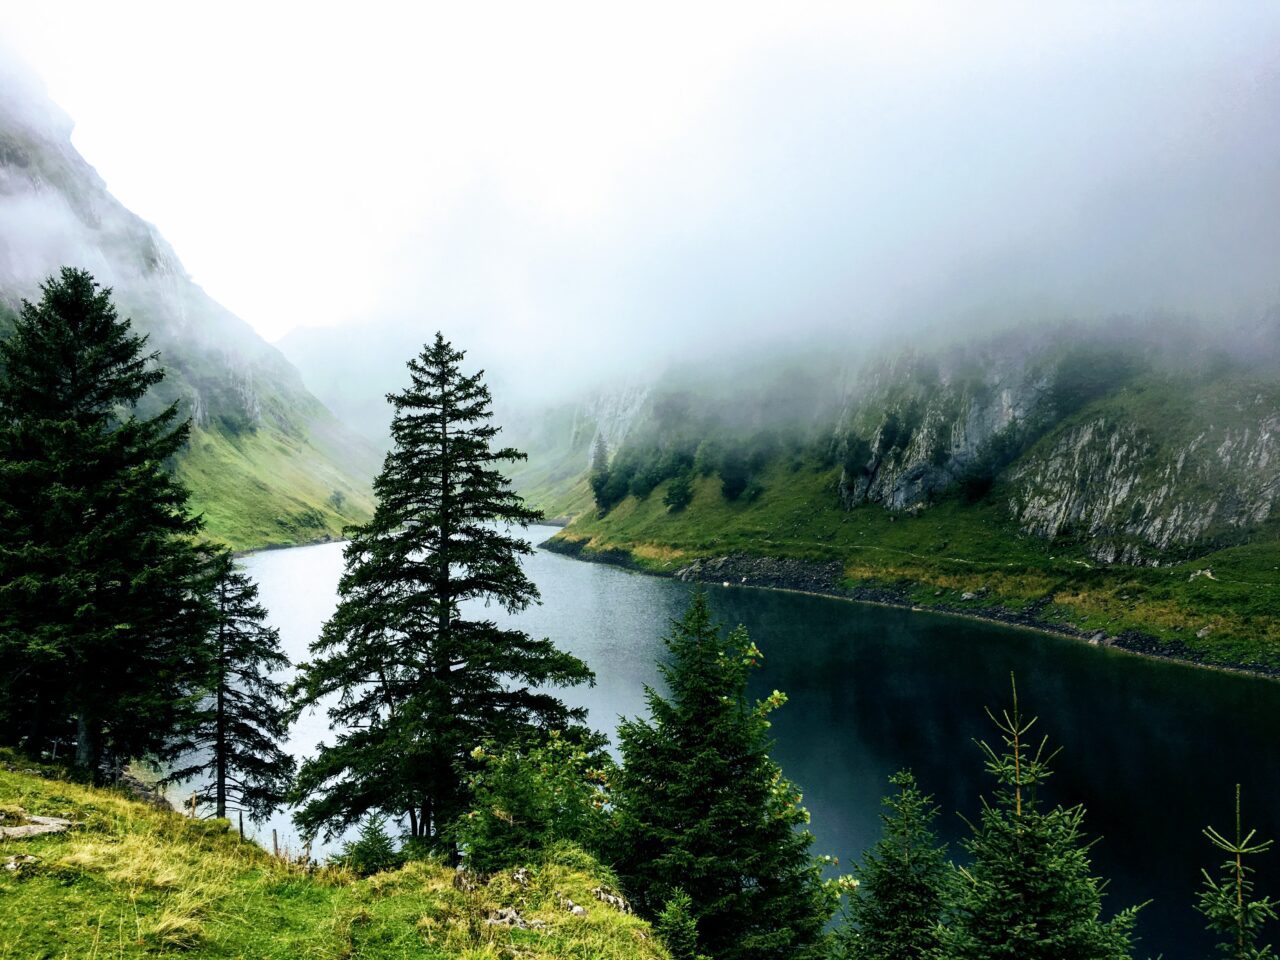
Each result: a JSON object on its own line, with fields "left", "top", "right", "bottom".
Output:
{"left": 528, "top": 319, "right": 1280, "bottom": 673}
{"left": 0, "top": 59, "right": 376, "bottom": 550}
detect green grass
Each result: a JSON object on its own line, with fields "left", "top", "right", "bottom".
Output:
{"left": 0, "top": 759, "right": 665, "bottom": 960}
{"left": 551, "top": 462, "right": 1280, "bottom": 671}
{"left": 176, "top": 422, "right": 374, "bottom": 553}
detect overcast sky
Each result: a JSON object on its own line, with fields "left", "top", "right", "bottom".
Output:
{"left": 2, "top": 2, "right": 1278, "bottom": 372}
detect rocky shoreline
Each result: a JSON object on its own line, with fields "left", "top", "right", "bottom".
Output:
{"left": 541, "top": 537, "right": 1276, "bottom": 680}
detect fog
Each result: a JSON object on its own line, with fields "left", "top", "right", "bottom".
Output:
{"left": 3, "top": 3, "right": 1280, "bottom": 408}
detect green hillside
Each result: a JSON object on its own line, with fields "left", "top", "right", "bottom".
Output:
{"left": 537, "top": 327, "right": 1280, "bottom": 673}
{"left": 0, "top": 757, "right": 663, "bottom": 960}
{"left": 177, "top": 421, "right": 374, "bottom": 550}
{"left": 550, "top": 464, "right": 1280, "bottom": 671}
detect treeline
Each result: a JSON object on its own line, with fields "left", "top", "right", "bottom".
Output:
{"left": 1, "top": 270, "right": 1276, "bottom": 960}
{"left": 585, "top": 337, "right": 1165, "bottom": 517}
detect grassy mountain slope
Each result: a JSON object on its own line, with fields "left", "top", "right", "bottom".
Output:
{"left": 552, "top": 465, "right": 1280, "bottom": 670}
{"left": 538, "top": 326, "right": 1280, "bottom": 672}
{"left": 0, "top": 57, "right": 375, "bottom": 551}
{"left": 0, "top": 758, "right": 663, "bottom": 960}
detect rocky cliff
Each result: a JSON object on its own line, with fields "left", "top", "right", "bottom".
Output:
{"left": 531, "top": 321, "right": 1280, "bottom": 567}
{"left": 820, "top": 326, "right": 1280, "bottom": 563}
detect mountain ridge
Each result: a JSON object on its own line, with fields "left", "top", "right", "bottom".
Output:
{"left": 0, "top": 57, "right": 376, "bottom": 550}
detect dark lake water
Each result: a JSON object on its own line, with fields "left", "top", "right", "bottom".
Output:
{"left": 242, "top": 525, "right": 1280, "bottom": 959}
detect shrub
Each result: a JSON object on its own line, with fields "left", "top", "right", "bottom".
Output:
{"left": 337, "top": 815, "right": 401, "bottom": 877}
{"left": 664, "top": 474, "right": 694, "bottom": 512}
{"left": 457, "top": 732, "right": 610, "bottom": 874}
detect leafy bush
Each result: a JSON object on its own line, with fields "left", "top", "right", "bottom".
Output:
{"left": 457, "top": 732, "right": 611, "bottom": 874}
{"left": 1049, "top": 346, "right": 1142, "bottom": 417}
{"left": 842, "top": 435, "right": 874, "bottom": 479}
{"left": 664, "top": 474, "right": 694, "bottom": 512}
{"left": 720, "top": 450, "right": 751, "bottom": 501}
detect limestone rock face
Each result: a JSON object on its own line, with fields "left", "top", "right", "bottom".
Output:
{"left": 830, "top": 335, "right": 1280, "bottom": 564}
{"left": 834, "top": 346, "right": 1052, "bottom": 512}
{"left": 1009, "top": 409, "right": 1280, "bottom": 564}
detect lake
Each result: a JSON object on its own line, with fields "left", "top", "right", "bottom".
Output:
{"left": 242, "top": 525, "right": 1280, "bottom": 959}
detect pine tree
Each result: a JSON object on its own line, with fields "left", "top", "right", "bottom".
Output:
{"left": 1196, "top": 784, "right": 1276, "bottom": 960}
{"left": 0, "top": 268, "right": 207, "bottom": 781}
{"left": 340, "top": 814, "right": 402, "bottom": 877}
{"left": 290, "top": 332, "right": 594, "bottom": 851}
{"left": 658, "top": 890, "right": 710, "bottom": 960}
{"left": 837, "top": 770, "right": 950, "bottom": 960}
{"left": 589, "top": 434, "right": 611, "bottom": 510}
{"left": 663, "top": 473, "right": 694, "bottom": 512}
{"left": 946, "top": 676, "right": 1140, "bottom": 960}
{"left": 612, "top": 591, "right": 837, "bottom": 960}
{"left": 163, "top": 549, "right": 295, "bottom": 820}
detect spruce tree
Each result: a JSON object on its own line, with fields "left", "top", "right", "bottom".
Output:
{"left": 946, "top": 676, "right": 1140, "bottom": 960}
{"left": 0, "top": 268, "right": 207, "bottom": 780}
{"left": 611, "top": 591, "right": 837, "bottom": 960}
{"left": 658, "top": 890, "right": 710, "bottom": 960}
{"left": 164, "top": 549, "right": 295, "bottom": 819}
{"left": 837, "top": 770, "right": 950, "bottom": 960}
{"left": 589, "top": 434, "right": 611, "bottom": 510}
{"left": 290, "top": 332, "right": 594, "bottom": 851}
{"left": 1196, "top": 785, "right": 1276, "bottom": 960}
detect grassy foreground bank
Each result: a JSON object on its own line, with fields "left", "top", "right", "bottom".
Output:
{"left": 0, "top": 757, "right": 664, "bottom": 960}
{"left": 546, "top": 465, "right": 1280, "bottom": 674}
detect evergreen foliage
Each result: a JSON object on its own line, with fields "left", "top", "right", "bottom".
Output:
{"left": 338, "top": 814, "right": 401, "bottom": 877}
{"left": 289, "top": 333, "right": 594, "bottom": 853}
{"left": 1197, "top": 784, "right": 1277, "bottom": 960}
{"left": 590, "top": 434, "right": 613, "bottom": 511}
{"left": 946, "top": 676, "right": 1140, "bottom": 960}
{"left": 719, "top": 449, "right": 751, "bottom": 500}
{"left": 611, "top": 591, "right": 837, "bottom": 960}
{"left": 837, "top": 770, "right": 950, "bottom": 960}
{"left": 663, "top": 473, "right": 694, "bottom": 512}
{"left": 457, "top": 731, "right": 610, "bottom": 874}
{"left": 657, "top": 889, "right": 709, "bottom": 960}
{"left": 163, "top": 549, "right": 295, "bottom": 820}
{"left": 0, "top": 268, "right": 207, "bottom": 781}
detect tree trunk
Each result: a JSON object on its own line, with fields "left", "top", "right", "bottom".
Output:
{"left": 75, "top": 709, "right": 98, "bottom": 782}
{"left": 214, "top": 684, "right": 226, "bottom": 818}
{"left": 214, "top": 582, "right": 228, "bottom": 819}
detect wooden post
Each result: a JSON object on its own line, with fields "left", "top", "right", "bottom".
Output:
{"left": 272, "top": 828, "right": 279, "bottom": 859}
{"left": 189, "top": 792, "right": 197, "bottom": 819}
{"left": 238, "top": 810, "right": 244, "bottom": 840}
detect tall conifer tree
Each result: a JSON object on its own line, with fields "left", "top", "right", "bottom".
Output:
{"left": 589, "top": 434, "right": 611, "bottom": 510}
{"left": 290, "top": 332, "right": 593, "bottom": 850}
{"left": 837, "top": 770, "right": 951, "bottom": 960}
{"left": 0, "top": 268, "right": 206, "bottom": 780}
{"left": 612, "top": 591, "right": 836, "bottom": 960}
{"left": 946, "top": 677, "right": 1140, "bottom": 960}
{"left": 164, "top": 549, "right": 295, "bottom": 819}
